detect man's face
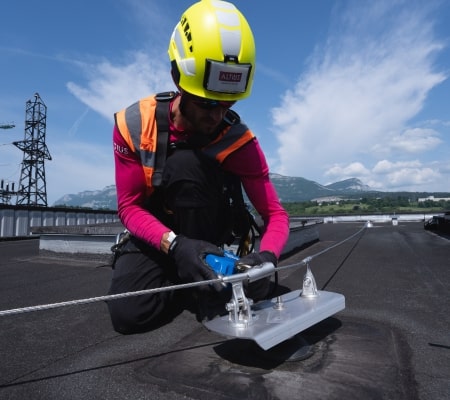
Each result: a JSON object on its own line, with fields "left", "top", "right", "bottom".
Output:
{"left": 181, "top": 92, "right": 235, "bottom": 136}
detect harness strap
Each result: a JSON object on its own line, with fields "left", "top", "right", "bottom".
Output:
{"left": 152, "top": 92, "right": 176, "bottom": 186}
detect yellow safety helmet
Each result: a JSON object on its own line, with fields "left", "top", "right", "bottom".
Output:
{"left": 168, "top": 0, "right": 255, "bottom": 101}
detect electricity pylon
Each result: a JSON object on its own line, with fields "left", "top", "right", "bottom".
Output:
{"left": 14, "top": 93, "right": 52, "bottom": 207}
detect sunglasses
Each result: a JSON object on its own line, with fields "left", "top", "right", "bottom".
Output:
{"left": 187, "top": 93, "right": 235, "bottom": 110}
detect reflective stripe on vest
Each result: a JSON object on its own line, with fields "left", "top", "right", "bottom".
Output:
{"left": 203, "top": 123, "right": 254, "bottom": 163}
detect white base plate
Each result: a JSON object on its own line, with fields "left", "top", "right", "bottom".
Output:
{"left": 203, "top": 290, "right": 345, "bottom": 350}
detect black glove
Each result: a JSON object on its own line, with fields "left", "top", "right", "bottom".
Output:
{"left": 235, "top": 251, "right": 277, "bottom": 301}
{"left": 168, "top": 235, "right": 224, "bottom": 291}
{"left": 235, "top": 251, "right": 277, "bottom": 271}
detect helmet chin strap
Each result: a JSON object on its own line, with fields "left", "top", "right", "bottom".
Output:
{"left": 179, "top": 91, "right": 189, "bottom": 117}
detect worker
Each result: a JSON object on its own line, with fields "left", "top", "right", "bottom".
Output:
{"left": 108, "top": 0, "right": 289, "bottom": 334}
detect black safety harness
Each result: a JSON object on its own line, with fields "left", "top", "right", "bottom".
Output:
{"left": 112, "top": 92, "right": 261, "bottom": 259}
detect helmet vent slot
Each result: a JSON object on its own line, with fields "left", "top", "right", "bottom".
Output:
{"left": 181, "top": 18, "right": 193, "bottom": 53}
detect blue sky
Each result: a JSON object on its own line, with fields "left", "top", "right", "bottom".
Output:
{"left": 1, "top": 0, "right": 449, "bottom": 205}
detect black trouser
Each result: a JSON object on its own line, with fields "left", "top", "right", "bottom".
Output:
{"left": 107, "top": 149, "right": 231, "bottom": 334}
{"left": 107, "top": 238, "right": 180, "bottom": 334}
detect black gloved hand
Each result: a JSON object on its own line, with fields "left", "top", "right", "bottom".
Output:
{"left": 235, "top": 250, "right": 277, "bottom": 271}
{"left": 235, "top": 251, "right": 277, "bottom": 301}
{"left": 168, "top": 235, "right": 224, "bottom": 291}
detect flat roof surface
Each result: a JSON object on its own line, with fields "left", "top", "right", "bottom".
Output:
{"left": 0, "top": 222, "right": 449, "bottom": 399}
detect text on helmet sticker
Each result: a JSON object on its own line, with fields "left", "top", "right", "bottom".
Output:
{"left": 204, "top": 60, "right": 251, "bottom": 93}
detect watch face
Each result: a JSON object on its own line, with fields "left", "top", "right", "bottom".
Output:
{"left": 167, "top": 231, "right": 177, "bottom": 244}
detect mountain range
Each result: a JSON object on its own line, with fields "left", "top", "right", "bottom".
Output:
{"left": 52, "top": 175, "right": 445, "bottom": 210}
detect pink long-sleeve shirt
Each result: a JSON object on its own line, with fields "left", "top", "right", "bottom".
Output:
{"left": 113, "top": 105, "right": 289, "bottom": 258}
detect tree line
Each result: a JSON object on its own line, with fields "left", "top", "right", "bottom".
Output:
{"left": 282, "top": 196, "right": 450, "bottom": 216}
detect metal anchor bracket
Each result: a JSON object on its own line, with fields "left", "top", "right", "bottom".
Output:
{"left": 301, "top": 261, "right": 318, "bottom": 298}
{"left": 204, "top": 261, "right": 346, "bottom": 350}
{"left": 225, "top": 281, "right": 254, "bottom": 328}
{"left": 223, "top": 261, "right": 275, "bottom": 327}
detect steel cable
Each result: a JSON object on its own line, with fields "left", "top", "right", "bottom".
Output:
{"left": 0, "top": 222, "right": 369, "bottom": 317}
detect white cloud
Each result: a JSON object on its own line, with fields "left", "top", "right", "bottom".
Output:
{"left": 42, "top": 2, "right": 179, "bottom": 202}
{"left": 66, "top": 51, "right": 175, "bottom": 121}
{"left": 373, "top": 159, "right": 417, "bottom": 174}
{"left": 325, "top": 162, "right": 370, "bottom": 181}
{"left": 385, "top": 167, "right": 440, "bottom": 188}
{"left": 324, "top": 158, "right": 446, "bottom": 191}
{"left": 272, "top": 1, "right": 447, "bottom": 191}
{"left": 386, "top": 128, "right": 442, "bottom": 153}
{"left": 372, "top": 159, "right": 441, "bottom": 190}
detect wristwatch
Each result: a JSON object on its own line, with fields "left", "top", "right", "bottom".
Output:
{"left": 167, "top": 231, "right": 177, "bottom": 244}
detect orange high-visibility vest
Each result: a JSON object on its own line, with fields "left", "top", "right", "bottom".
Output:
{"left": 115, "top": 94, "right": 255, "bottom": 195}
